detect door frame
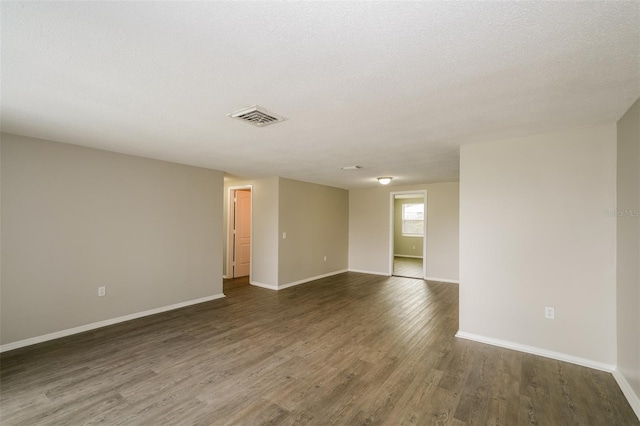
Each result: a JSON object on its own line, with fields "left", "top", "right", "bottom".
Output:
{"left": 226, "top": 185, "right": 253, "bottom": 280}
{"left": 389, "top": 190, "right": 427, "bottom": 278}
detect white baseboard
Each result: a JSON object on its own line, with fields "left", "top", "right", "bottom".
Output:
{"left": 394, "top": 255, "right": 423, "bottom": 259}
{"left": 613, "top": 369, "right": 640, "bottom": 421}
{"left": 348, "top": 269, "right": 390, "bottom": 276}
{"left": 455, "top": 331, "right": 615, "bottom": 372}
{"left": 251, "top": 270, "right": 349, "bottom": 291}
{"left": 425, "top": 277, "right": 459, "bottom": 284}
{"left": 0, "top": 293, "right": 226, "bottom": 353}
{"left": 250, "top": 280, "right": 278, "bottom": 290}
{"left": 277, "top": 270, "right": 348, "bottom": 290}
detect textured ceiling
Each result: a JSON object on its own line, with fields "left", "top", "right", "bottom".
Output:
{"left": 2, "top": 2, "right": 639, "bottom": 189}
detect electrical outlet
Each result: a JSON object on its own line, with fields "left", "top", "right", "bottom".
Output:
{"left": 545, "top": 306, "right": 554, "bottom": 319}
{"left": 323, "top": 256, "right": 327, "bottom": 262}
{"left": 282, "top": 232, "right": 287, "bottom": 239}
{"left": 98, "top": 286, "right": 106, "bottom": 297}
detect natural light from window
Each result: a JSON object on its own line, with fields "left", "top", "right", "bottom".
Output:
{"left": 402, "top": 203, "right": 424, "bottom": 237}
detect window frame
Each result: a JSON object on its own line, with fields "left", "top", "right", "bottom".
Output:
{"left": 401, "top": 202, "right": 424, "bottom": 237}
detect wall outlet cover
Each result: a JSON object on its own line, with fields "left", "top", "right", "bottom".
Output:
{"left": 545, "top": 306, "right": 555, "bottom": 319}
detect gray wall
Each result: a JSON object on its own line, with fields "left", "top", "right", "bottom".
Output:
{"left": 393, "top": 197, "right": 424, "bottom": 258}
{"left": 348, "top": 182, "right": 459, "bottom": 281}
{"left": 1, "top": 133, "right": 224, "bottom": 345}
{"left": 459, "top": 124, "right": 617, "bottom": 366}
{"left": 278, "top": 178, "right": 349, "bottom": 286}
{"left": 223, "top": 177, "right": 349, "bottom": 289}
{"left": 617, "top": 98, "right": 640, "bottom": 401}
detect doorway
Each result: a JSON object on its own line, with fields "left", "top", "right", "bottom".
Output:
{"left": 228, "top": 187, "right": 252, "bottom": 278}
{"left": 390, "top": 191, "right": 426, "bottom": 279}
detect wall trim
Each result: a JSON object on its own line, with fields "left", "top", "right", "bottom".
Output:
{"left": 348, "top": 269, "right": 390, "bottom": 276}
{"left": 278, "top": 270, "right": 349, "bottom": 290}
{"left": 613, "top": 369, "right": 640, "bottom": 421}
{"left": 251, "top": 270, "right": 350, "bottom": 291}
{"left": 0, "top": 293, "right": 226, "bottom": 353}
{"left": 394, "top": 255, "right": 423, "bottom": 259}
{"left": 250, "top": 281, "right": 279, "bottom": 290}
{"left": 455, "top": 331, "right": 615, "bottom": 372}
{"left": 425, "top": 277, "right": 459, "bottom": 284}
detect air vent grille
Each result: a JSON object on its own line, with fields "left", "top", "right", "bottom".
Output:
{"left": 228, "top": 105, "right": 285, "bottom": 127}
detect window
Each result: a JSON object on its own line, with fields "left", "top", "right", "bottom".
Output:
{"left": 402, "top": 203, "right": 424, "bottom": 236}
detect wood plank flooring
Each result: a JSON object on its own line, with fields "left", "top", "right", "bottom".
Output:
{"left": 1, "top": 272, "right": 637, "bottom": 425}
{"left": 393, "top": 256, "right": 423, "bottom": 279}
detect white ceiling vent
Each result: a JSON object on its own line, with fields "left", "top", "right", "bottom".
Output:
{"left": 228, "top": 105, "right": 285, "bottom": 127}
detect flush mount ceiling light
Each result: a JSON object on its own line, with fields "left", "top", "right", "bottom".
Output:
{"left": 228, "top": 105, "right": 286, "bottom": 127}
{"left": 341, "top": 165, "right": 362, "bottom": 171}
{"left": 377, "top": 177, "right": 393, "bottom": 185}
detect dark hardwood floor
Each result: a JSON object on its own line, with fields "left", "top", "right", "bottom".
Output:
{"left": 1, "top": 272, "right": 637, "bottom": 425}
{"left": 223, "top": 276, "right": 250, "bottom": 291}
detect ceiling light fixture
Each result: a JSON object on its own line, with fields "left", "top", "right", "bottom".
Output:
{"left": 377, "top": 177, "right": 393, "bottom": 185}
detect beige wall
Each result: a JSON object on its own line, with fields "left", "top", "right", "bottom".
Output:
{"left": 349, "top": 182, "right": 459, "bottom": 281}
{"left": 278, "top": 178, "right": 349, "bottom": 286}
{"left": 223, "top": 177, "right": 348, "bottom": 289}
{"left": 459, "top": 124, "right": 617, "bottom": 365}
{"left": 1, "top": 133, "right": 224, "bottom": 345}
{"left": 250, "top": 177, "right": 280, "bottom": 287}
{"left": 394, "top": 197, "right": 424, "bottom": 258}
{"left": 425, "top": 183, "right": 460, "bottom": 280}
{"left": 616, "top": 98, "right": 640, "bottom": 400}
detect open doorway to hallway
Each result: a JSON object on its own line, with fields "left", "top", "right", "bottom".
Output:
{"left": 227, "top": 186, "right": 252, "bottom": 279}
{"left": 390, "top": 192, "right": 426, "bottom": 279}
